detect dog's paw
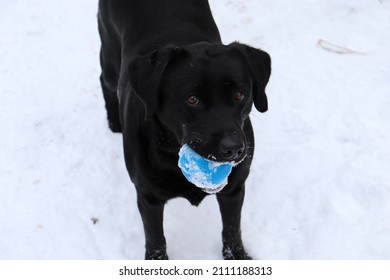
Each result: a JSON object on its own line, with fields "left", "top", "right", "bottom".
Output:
{"left": 145, "top": 249, "right": 169, "bottom": 260}
{"left": 108, "top": 120, "right": 122, "bottom": 133}
{"left": 222, "top": 245, "right": 252, "bottom": 260}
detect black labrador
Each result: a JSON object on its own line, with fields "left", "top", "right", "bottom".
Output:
{"left": 98, "top": 0, "right": 271, "bottom": 260}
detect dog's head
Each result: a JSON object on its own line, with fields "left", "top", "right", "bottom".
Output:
{"left": 129, "top": 42, "right": 271, "bottom": 163}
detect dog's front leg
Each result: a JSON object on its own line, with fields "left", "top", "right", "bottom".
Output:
{"left": 217, "top": 187, "right": 252, "bottom": 260}
{"left": 137, "top": 192, "right": 168, "bottom": 260}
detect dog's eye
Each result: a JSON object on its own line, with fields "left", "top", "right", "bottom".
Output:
{"left": 234, "top": 92, "right": 245, "bottom": 102}
{"left": 186, "top": 95, "right": 200, "bottom": 105}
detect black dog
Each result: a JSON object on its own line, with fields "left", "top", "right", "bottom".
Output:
{"left": 98, "top": 0, "right": 271, "bottom": 260}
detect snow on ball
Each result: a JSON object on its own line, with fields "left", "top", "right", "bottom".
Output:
{"left": 178, "top": 144, "right": 233, "bottom": 194}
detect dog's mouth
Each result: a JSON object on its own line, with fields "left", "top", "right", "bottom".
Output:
{"left": 180, "top": 128, "right": 248, "bottom": 165}
{"left": 204, "top": 152, "right": 247, "bottom": 166}
{"left": 185, "top": 143, "right": 247, "bottom": 166}
{"left": 178, "top": 144, "right": 235, "bottom": 194}
{"left": 177, "top": 143, "right": 249, "bottom": 193}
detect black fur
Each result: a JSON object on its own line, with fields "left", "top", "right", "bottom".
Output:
{"left": 98, "top": 0, "right": 271, "bottom": 260}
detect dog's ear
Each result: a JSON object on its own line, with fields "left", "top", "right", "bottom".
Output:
{"left": 229, "top": 42, "right": 271, "bottom": 113}
{"left": 128, "top": 47, "right": 185, "bottom": 120}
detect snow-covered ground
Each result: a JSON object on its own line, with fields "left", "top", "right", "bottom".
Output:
{"left": 1, "top": 0, "right": 389, "bottom": 259}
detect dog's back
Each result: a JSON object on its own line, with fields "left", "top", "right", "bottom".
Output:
{"left": 98, "top": 0, "right": 221, "bottom": 57}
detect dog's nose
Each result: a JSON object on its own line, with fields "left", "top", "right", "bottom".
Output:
{"left": 219, "top": 137, "right": 245, "bottom": 161}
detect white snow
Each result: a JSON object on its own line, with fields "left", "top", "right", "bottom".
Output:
{"left": 1, "top": 0, "right": 390, "bottom": 259}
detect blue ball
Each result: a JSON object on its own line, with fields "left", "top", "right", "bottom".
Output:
{"left": 178, "top": 144, "right": 233, "bottom": 193}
